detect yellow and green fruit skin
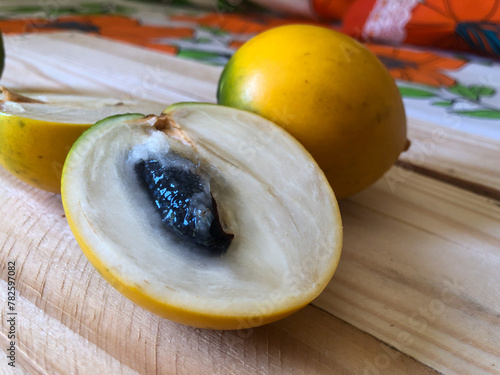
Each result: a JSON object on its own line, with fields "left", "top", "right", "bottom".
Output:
{"left": 0, "top": 112, "right": 90, "bottom": 193}
{"left": 217, "top": 25, "right": 407, "bottom": 199}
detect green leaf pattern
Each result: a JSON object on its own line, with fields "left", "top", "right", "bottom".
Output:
{"left": 398, "top": 87, "right": 435, "bottom": 98}
{"left": 399, "top": 83, "right": 500, "bottom": 120}
{"left": 447, "top": 84, "right": 496, "bottom": 102}
{"left": 454, "top": 110, "right": 500, "bottom": 119}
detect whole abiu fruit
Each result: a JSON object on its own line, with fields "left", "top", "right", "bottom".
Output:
{"left": 217, "top": 24, "right": 409, "bottom": 199}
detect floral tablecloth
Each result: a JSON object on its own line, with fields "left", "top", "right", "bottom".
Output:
{"left": 1, "top": 0, "right": 499, "bottom": 140}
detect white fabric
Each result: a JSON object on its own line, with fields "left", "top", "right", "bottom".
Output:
{"left": 363, "top": 0, "right": 420, "bottom": 43}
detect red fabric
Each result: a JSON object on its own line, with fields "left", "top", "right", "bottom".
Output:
{"left": 342, "top": 0, "right": 500, "bottom": 57}
{"left": 342, "top": 0, "right": 377, "bottom": 38}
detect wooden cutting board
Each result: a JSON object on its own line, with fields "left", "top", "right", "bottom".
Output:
{"left": 1, "top": 32, "right": 499, "bottom": 375}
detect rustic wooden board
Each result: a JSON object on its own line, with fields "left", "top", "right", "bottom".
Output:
{"left": 0, "top": 167, "right": 440, "bottom": 374}
{"left": 1, "top": 32, "right": 499, "bottom": 374}
{"left": 401, "top": 118, "right": 500, "bottom": 200}
{"left": 1, "top": 32, "right": 218, "bottom": 103}
{"left": 319, "top": 167, "right": 500, "bottom": 374}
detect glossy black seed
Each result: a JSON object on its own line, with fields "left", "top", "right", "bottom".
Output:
{"left": 135, "top": 158, "right": 233, "bottom": 255}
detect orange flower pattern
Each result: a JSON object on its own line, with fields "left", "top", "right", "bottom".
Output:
{"left": 343, "top": 0, "right": 500, "bottom": 57}
{"left": 366, "top": 44, "right": 467, "bottom": 87}
{"left": 0, "top": 0, "right": 499, "bottom": 122}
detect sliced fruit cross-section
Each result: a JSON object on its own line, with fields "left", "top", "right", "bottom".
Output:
{"left": 0, "top": 87, "right": 166, "bottom": 193}
{"left": 61, "top": 103, "right": 343, "bottom": 329}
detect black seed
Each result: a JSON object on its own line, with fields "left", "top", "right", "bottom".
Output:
{"left": 134, "top": 158, "right": 233, "bottom": 255}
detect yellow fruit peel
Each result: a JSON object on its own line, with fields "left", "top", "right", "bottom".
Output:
{"left": 0, "top": 111, "right": 89, "bottom": 192}
{"left": 218, "top": 24, "right": 408, "bottom": 199}
{"left": 0, "top": 89, "right": 166, "bottom": 193}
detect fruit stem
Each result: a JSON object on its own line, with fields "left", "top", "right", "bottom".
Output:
{"left": 147, "top": 114, "right": 194, "bottom": 147}
{"left": 1, "top": 86, "right": 45, "bottom": 103}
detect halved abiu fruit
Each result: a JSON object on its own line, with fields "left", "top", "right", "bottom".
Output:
{"left": 61, "top": 103, "right": 343, "bottom": 330}
{"left": 0, "top": 87, "right": 166, "bottom": 193}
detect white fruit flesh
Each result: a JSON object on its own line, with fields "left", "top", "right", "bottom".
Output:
{"left": 0, "top": 93, "right": 166, "bottom": 123}
{"left": 62, "top": 104, "right": 342, "bottom": 322}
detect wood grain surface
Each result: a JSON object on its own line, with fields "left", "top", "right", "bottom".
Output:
{"left": 0, "top": 167, "right": 440, "bottom": 374}
{"left": 1, "top": 32, "right": 499, "bottom": 374}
